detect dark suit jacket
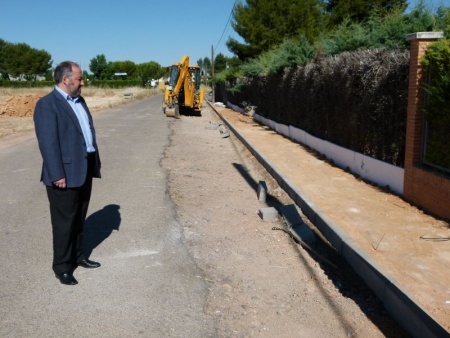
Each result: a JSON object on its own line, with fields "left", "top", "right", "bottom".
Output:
{"left": 34, "top": 88, "right": 101, "bottom": 188}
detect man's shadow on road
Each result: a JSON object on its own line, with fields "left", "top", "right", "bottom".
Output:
{"left": 84, "top": 204, "right": 121, "bottom": 257}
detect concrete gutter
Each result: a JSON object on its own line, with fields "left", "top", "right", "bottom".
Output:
{"left": 209, "top": 102, "right": 448, "bottom": 338}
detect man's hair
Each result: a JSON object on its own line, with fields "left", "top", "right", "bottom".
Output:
{"left": 54, "top": 61, "right": 80, "bottom": 84}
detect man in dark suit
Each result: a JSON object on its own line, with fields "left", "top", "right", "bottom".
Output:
{"left": 34, "top": 61, "right": 102, "bottom": 285}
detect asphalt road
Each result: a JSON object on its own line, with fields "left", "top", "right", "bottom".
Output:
{"left": 0, "top": 95, "right": 216, "bottom": 337}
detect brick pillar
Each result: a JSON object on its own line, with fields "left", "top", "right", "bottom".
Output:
{"left": 404, "top": 32, "right": 449, "bottom": 220}
{"left": 404, "top": 32, "right": 443, "bottom": 168}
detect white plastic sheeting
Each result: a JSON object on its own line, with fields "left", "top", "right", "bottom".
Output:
{"left": 254, "top": 114, "right": 404, "bottom": 194}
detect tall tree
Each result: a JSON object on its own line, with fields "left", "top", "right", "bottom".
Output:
{"left": 0, "top": 42, "right": 52, "bottom": 80}
{"left": 227, "top": 0, "right": 324, "bottom": 61}
{"left": 89, "top": 54, "right": 110, "bottom": 80}
{"left": 405, "top": 0, "right": 434, "bottom": 33}
{"left": 435, "top": 5, "right": 450, "bottom": 38}
{"left": 136, "top": 61, "right": 164, "bottom": 86}
{"left": 202, "top": 57, "right": 211, "bottom": 76}
{"left": 325, "top": 0, "right": 407, "bottom": 27}
{"left": 109, "top": 60, "right": 137, "bottom": 78}
{"left": 27, "top": 49, "right": 52, "bottom": 80}
{"left": 214, "top": 53, "right": 228, "bottom": 73}
{"left": 2, "top": 43, "right": 28, "bottom": 78}
{"left": 0, "top": 39, "right": 9, "bottom": 79}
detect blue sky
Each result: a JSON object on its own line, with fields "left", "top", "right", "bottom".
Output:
{"left": 0, "top": 0, "right": 448, "bottom": 72}
{"left": 0, "top": 0, "right": 240, "bottom": 71}
{"left": 408, "top": 0, "right": 449, "bottom": 11}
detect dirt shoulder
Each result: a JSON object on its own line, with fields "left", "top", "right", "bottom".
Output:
{"left": 163, "top": 105, "right": 409, "bottom": 337}
{"left": 212, "top": 105, "right": 450, "bottom": 335}
{"left": 0, "top": 87, "right": 155, "bottom": 139}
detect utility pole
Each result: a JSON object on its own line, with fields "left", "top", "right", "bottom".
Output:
{"left": 211, "top": 45, "right": 215, "bottom": 104}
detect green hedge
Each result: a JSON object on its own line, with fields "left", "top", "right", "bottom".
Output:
{"left": 220, "top": 48, "right": 409, "bottom": 167}
{"left": 0, "top": 79, "right": 144, "bottom": 88}
{"left": 88, "top": 80, "right": 143, "bottom": 88}
{"left": 0, "top": 80, "right": 54, "bottom": 88}
{"left": 421, "top": 39, "right": 450, "bottom": 173}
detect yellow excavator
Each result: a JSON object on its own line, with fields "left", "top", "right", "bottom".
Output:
{"left": 162, "top": 55, "right": 204, "bottom": 118}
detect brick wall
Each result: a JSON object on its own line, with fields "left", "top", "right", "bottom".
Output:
{"left": 404, "top": 32, "right": 449, "bottom": 221}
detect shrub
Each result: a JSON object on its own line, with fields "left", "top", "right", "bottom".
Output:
{"left": 87, "top": 80, "right": 142, "bottom": 88}
{"left": 318, "top": 4, "right": 436, "bottom": 55}
{"left": 421, "top": 39, "right": 450, "bottom": 172}
{"left": 240, "top": 36, "right": 315, "bottom": 77}
{"left": 435, "top": 6, "right": 450, "bottom": 38}
{"left": 0, "top": 80, "right": 54, "bottom": 88}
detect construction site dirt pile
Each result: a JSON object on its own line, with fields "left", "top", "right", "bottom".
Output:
{"left": 0, "top": 95, "right": 43, "bottom": 118}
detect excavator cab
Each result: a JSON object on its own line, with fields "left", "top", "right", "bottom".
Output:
{"left": 168, "top": 65, "right": 179, "bottom": 89}
{"left": 190, "top": 67, "right": 202, "bottom": 92}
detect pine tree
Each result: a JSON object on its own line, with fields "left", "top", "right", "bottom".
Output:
{"left": 227, "top": 0, "right": 323, "bottom": 61}
{"left": 325, "top": 0, "right": 407, "bottom": 27}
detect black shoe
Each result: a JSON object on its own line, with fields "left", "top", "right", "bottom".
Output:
{"left": 55, "top": 272, "right": 78, "bottom": 285}
{"left": 78, "top": 259, "right": 101, "bottom": 269}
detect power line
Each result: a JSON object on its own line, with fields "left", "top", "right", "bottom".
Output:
{"left": 216, "top": 25, "right": 235, "bottom": 55}
{"left": 215, "top": 0, "right": 238, "bottom": 52}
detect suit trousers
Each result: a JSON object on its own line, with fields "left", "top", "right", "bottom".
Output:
{"left": 46, "top": 153, "right": 95, "bottom": 274}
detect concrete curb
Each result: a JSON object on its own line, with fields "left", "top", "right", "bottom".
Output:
{"left": 209, "top": 103, "right": 448, "bottom": 338}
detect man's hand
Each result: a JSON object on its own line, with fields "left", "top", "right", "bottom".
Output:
{"left": 53, "top": 178, "right": 66, "bottom": 189}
